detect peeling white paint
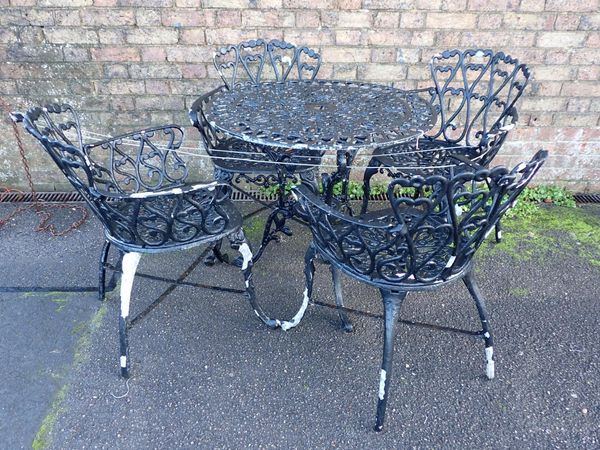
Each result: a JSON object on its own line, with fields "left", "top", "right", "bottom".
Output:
{"left": 497, "top": 230, "right": 502, "bottom": 240}
{"left": 485, "top": 346, "right": 495, "bottom": 380}
{"left": 120, "top": 355, "right": 127, "bottom": 368}
{"left": 445, "top": 255, "right": 456, "bottom": 268}
{"left": 454, "top": 204, "right": 463, "bottom": 217}
{"left": 281, "top": 55, "right": 292, "bottom": 65}
{"left": 484, "top": 227, "right": 493, "bottom": 239}
{"left": 516, "top": 162, "right": 527, "bottom": 172}
{"left": 120, "top": 252, "right": 141, "bottom": 318}
{"left": 238, "top": 243, "right": 253, "bottom": 270}
{"left": 484, "top": 332, "right": 490, "bottom": 338}
{"left": 499, "top": 123, "right": 515, "bottom": 132}
{"left": 280, "top": 288, "right": 310, "bottom": 331}
{"left": 378, "top": 369, "right": 387, "bottom": 400}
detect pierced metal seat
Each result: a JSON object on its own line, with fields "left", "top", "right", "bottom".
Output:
{"left": 295, "top": 149, "right": 547, "bottom": 431}
{"left": 12, "top": 104, "right": 254, "bottom": 378}
{"left": 364, "top": 49, "right": 531, "bottom": 241}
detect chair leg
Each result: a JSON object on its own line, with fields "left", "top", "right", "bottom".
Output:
{"left": 374, "top": 289, "right": 407, "bottom": 432}
{"left": 330, "top": 266, "right": 353, "bottom": 332}
{"left": 361, "top": 163, "right": 379, "bottom": 215}
{"left": 495, "top": 220, "right": 502, "bottom": 243}
{"left": 98, "top": 240, "right": 111, "bottom": 301}
{"left": 119, "top": 252, "right": 141, "bottom": 378}
{"left": 463, "top": 270, "right": 495, "bottom": 380}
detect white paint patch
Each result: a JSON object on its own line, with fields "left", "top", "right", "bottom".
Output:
{"left": 484, "top": 332, "right": 490, "bottom": 338}
{"left": 485, "top": 346, "right": 495, "bottom": 380}
{"left": 484, "top": 227, "right": 493, "bottom": 239}
{"left": 454, "top": 204, "right": 463, "bottom": 217}
{"left": 510, "top": 199, "right": 518, "bottom": 208}
{"left": 378, "top": 369, "right": 387, "bottom": 400}
{"left": 497, "top": 230, "right": 502, "bottom": 240}
{"left": 238, "top": 243, "right": 253, "bottom": 270}
{"left": 516, "top": 162, "right": 527, "bottom": 172}
{"left": 120, "top": 356, "right": 127, "bottom": 368}
{"left": 120, "top": 252, "right": 141, "bottom": 318}
{"left": 281, "top": 55, "right": 292, "bottom": 65}
{"left": 499, "top": 123, "right": 515, "bottom": 132}
{"left": 280, "top": 288, "right": 310, "bottom": 331}
{"left": 445, "top": 255, "right": 456, "bottom": 268}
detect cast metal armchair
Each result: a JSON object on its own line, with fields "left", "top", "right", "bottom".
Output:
{"left": 363, "top": 48, "right": 531, "bottom": 240}
{"left": 12, "top": 104, "right": 254, "bottom": 378}
{"left": 190, "top": 38, "right": 323, "bottom": 262}
{"left": 296, "top": 149, "right": 547, "bottom": 431}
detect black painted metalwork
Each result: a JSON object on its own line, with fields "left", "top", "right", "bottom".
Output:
{"left": 364, "top": 48, "right": 531, "bottom": 242}
{"left": 295, "top": 149, "right": 548, "bottom": 431}
{"left": 12, "top": 104, "right": 256, "bottom": 379}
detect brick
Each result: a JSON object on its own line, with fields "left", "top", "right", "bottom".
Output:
{"left": 397, "top": 48, "right": 420, "bottom": 64}
{"left": 141, "top": 47, "right": 167, "bottom": 61}
{"left": 129, "top": 63, "right": 182, "bottom": 78}
{"left": 39, "top": 0, "right": 91, "bottom": 5}
{"left": 179, "top": 28, "right": 206, "bottom": 45}
{"left": 361, "top": 63, "right": 407, "bottom": 81}
{"left": 215, "top": 10, "right": 241, "bottom": 27}
{"left": 566, "top": 98, "right": 590, "bottom": 112}
{"left": 537, "top": 32, "right": 586, "bottom": 48}
{"left": 586, "top": 33, "right": 600, "bottom": 48}
{"left": 367, "top": 30, "right": 412, "bottom": 46}
{"left": 111, "top": 97, "right": 136, "bottom": 111}
{"left": 81, "top": 9, "right": 136, "bottom": 26}
{"left": 335, "top": 29, "right": 366, "bottom": 45}
{"left": 503, "top": 13, "right": 554, "bottom": 30}
{"left": 579, "top": 14, "right": 600, "bottom": 31}
{"left": 25, "top": 9, "right": 55, "bottom": 26}
{"left": 577, "top": 66, "right": 600, "bottom": 81}
{"left": 91, "top": 47, "right": 140, "bottom": 61}
{"left": 136, "top": 9, "right": 162, "bottom": 26}
{"left": 166, "top": 46, "right": 213, "bottom": 62}
{"left": 0, "top": 28, "right": 17, "bottom": 44}
{"left": 136, "top": 95, "right": 184, "bottom": 110}
{"left": 103, "top": 63, "right": 129, "bottom": 78}
{"left": 363, "top": 0, "right": 414, "bottom": 8}
{"left": 145, "top": 80, "right": 171, "bottom": 94}
{"left": 162, "top": 10, "right": 214, "bottom": 27}
{"left": 94, "top": 0, "right": 118, "bottom": 5}
{"left": 407, "top": 65, "right": 430, "bottom": 80}
{"left": 117, "top": 0, "right": 173, "bottom": 6}
{"left": 205, "top": 28, "right": 258, "bottom": 45}
{"left": 203, "top": 0, "right": 248, "bottom": 6}
{"left": 522, "top": 97, "right": 567, "bottom": 111}
{"left": 255, "top": 0, "right": 283, "bottom": 6}
{"left": 411, "top": 30, "right": 435, "bottom": 46}
{"left": 371, "top": 48, "right": 396, "bottom": 63}
{"left": 180, "top": 63, "right": 207, "bottom": 78}
{"left": 374, "top": 11, "right": 399, "bottom": 28}
{"left": 53, "top": 9, "right": 81, "bottom": 26}
{"left": 284, "top": 29, "right": 334, "bottom": 45}
{"left": 63, "top": 47, "right": 90, "bottom": 62}
{"left": 0, "top": 80, "right": 17, "bottom": 94}
{"left": 467, "top": 0, "right": 517, "bottom": 11}
{"left": 18, "top": 27, "right": 45, "bottom": 45}
{"left": 561, "top": 81, "right": 600, "bottom": 97}
{"left": 554, "top": 14, "right": 580, "bottom": 30}
{"left": 544, "top": 50, "right": 570, "bottom": 65}
{"left": 321, "top": 46, "right": 370, "bottom": 62}
{"left": 296, "top": 11, "right": 320, "bottom": 28}
{"left": 338, "top": 0, "right": 361, "bottom": 8}
{"left": 99, "top": 29, "right": 125, "bottom": 44}
{"left": 96, "top": 80, "right": 145, "bottom": 94}
{"left": 415, "top": 0, "right": 442, "bottom": 9}
{"left": 44, "top": 28, "right": 99, "bottom": 44}
{"left": 337, "top": 11, "right": 371, "bottom": 28}
{"left": 570, "top": 49, "right": 600, "bottom": 65}
{"left": 332, "top": 64, "right": 357, "bottom": 80}
{"left": 545, "top": 0, "right": 598, "bottom": 12}
{"left": 532, "top": 65, "right": 575, "bottom": 81}
{"left": 282, "top": 0, "right": 336, "bottom": 7}
{"left": 241, "top": 10, "right": 295, "bottom": 28}
{"left": 552, "top": 112, "right": 598, "bottom": 127}
{"left": 399, "top": 12, "right": 424, "bottom": 28}
{"left": 426, "top": 13, "right": 476, "bottom": 29}
{"left": 440, "top": 0, "right": 467, "bottom": 9}
{"left": 477, "top": 13, "right": 502, "bottom": 29}
{"left": 518, "top": 0, "right": 544, "bottom": 10}
{"left": 125, "top": 28, "right": 178, "bottom": 45}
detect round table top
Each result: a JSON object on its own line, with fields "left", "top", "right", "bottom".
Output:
{"left": 203, "top": 80, "right": 437, "bottom": 152}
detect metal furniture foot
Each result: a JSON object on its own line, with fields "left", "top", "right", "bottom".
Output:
{"left": 98, "top": 240, "right": 111, "bottom": 301}
{"left": 119, "top": 252, "right": 141, "bottom": 378}
{"left": 330, "top": 266, "right": 353, "bottom": 332}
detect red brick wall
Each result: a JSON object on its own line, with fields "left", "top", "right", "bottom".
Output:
{"left": 1, "top": 0, "right": 598, "bottom": 191}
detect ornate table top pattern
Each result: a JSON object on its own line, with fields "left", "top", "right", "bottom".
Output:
{"left": 203, "top": 80, "right": 437, "bottom": 152}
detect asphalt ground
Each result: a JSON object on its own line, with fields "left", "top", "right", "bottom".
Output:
{"left": 0, "top": 203, "right": 599, "bottom": 448}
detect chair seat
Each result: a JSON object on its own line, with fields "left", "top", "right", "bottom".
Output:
{"left": 315, "top": 206, "right": 459, "bottom": 290}
{"left": 210, "top": 139, "right": 322, "bottom": 174}
{"left": 107, "top": 195, "right": 243, "bottom": 253}
{"left": 371, "top": 139, "right": 481, "bottom": 176}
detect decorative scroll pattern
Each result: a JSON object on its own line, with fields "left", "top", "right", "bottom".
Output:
{"left": 18, "top": 104, "right": 241, "bottom": 250}
{"left": 297, "top": 150, "right": 547, "bottom": 289}
{"left": 205, "top": 80, "right": 437, "bottom": 151}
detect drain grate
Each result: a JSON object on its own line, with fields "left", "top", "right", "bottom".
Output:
{"left": 2, "top": 190, "right": 600, "bottom": 204}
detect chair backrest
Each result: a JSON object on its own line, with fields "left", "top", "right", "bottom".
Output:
{"left": 13, "top": 104, "right": 189, "bottom": 197}
{"left": 297, "top": 150, "right": 547, "bottom": 288}
{"left": 427, "top": 49, "right": 530, "bottom": 150}
{"left": 213, "top": 38, "right": 321, "bottom": 90}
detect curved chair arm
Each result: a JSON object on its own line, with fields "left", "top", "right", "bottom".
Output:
{"left": 91, "top": 180, "right": 231, "bottom": 202}
{"left": 84, "top": 124, "right": 184, "bottom": 150}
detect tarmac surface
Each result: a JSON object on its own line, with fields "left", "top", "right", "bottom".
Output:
{"left": 1, "top": 203, "right": 599, "bottom": 448}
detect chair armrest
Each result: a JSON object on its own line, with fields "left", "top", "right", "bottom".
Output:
{"left": 91, "top": 181, "right": 230, "bottom": 201}
{"left": 84, "top": 124, "right": 184, "bottom": 149}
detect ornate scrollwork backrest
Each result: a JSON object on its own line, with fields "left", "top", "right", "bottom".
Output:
{"left": 13, "top": 104, "right": 94, "bottom": 196}
{"left": 84, "top": 126, "right": 188, "bottom": 194}
{"left": 428, "top": 49, "right": 530, "bottom": 149}
{"left": 298, "top": 150, "right": 547, "bottom": 288}
{"left": 214, "top": 39, "right": 268, "bottom": 90}
{"left": 214, "top": 39, "right": 321, "bottom": 90}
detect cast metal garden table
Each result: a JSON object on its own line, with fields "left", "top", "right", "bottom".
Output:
{"left": 200, "top": 78, "right": 438, "bottom": 221}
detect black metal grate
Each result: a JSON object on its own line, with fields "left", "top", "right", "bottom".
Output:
{"left": 2, "top": 190, "right": 600, "bottom": 204}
